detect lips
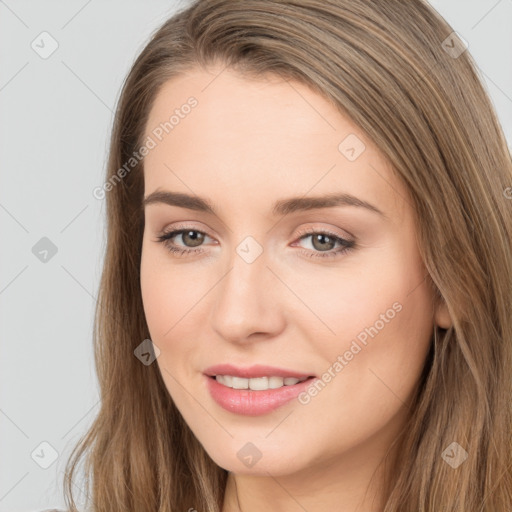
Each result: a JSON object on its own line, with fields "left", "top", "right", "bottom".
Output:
{"left": 205, "top": 374, "right": 316, "bottom": 416}
{"left": 203, "top": 363, "right": 314, "bottom": 379}
{"left": 203, "top": 363, "right": 317, "bottom": 415}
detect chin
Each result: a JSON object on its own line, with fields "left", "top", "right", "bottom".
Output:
{"left": 202, "top": 436, "right": 310, "bottom": 477}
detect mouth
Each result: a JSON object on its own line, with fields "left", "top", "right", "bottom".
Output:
{"left": 203, "top": 364, "right": 317, "bottom": 416}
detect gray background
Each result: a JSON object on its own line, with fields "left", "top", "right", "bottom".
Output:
{"left": 0, "top": 1, "right": 511, "bottom": 510}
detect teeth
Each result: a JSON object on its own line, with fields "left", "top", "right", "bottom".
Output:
{"left": 249, "top": 377, "right": 268, "bottom": 390}
{"left": 215, "top": 375, "right": 309, "bottom": 390}
{"left": 232, "top": 376, "right": 248, "bottom": 389}
{"left": 269, "top": 376, "right": 284, "bottom": 389}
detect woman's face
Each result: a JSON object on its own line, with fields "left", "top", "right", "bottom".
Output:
{"left": 140, "top": 65, "right": 451, "bottom": 477}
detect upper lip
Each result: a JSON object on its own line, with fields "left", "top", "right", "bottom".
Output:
{"left": 203, "top": 363, "right": 315, "bottom": 379}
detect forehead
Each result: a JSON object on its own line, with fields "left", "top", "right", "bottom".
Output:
{"left": 145, "top": 66, "right": 352, "bottom": 156}
{"left": 142, "top": 65, "right": 407, "bottom": 221}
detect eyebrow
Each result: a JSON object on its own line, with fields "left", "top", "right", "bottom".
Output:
{"left": 142, "top": 190, "right": 387, "bottom": 219}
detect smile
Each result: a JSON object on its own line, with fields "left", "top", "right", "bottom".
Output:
{"left": 205, "top": 374, "right": 317, "bottom": 416}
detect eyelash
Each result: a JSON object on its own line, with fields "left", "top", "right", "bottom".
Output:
{"left": 155, "top": 226, "right": 355, "bottom": 259}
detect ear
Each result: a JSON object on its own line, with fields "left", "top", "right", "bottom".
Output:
{"left": 434, "top": 297, "right": 452, "bottom": 329}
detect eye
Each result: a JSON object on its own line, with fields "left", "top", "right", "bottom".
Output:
{"left": 155, "top": 228, "right": 213, "bottom": 257}
{"left": 293, "top": 228, "right": 355, "bottom": 259}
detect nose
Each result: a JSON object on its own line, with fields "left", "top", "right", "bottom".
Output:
{"left": 210, "top": 245, "right": 286, "bottom": 344}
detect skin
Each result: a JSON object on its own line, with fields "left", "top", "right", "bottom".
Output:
{"left": 140, "top": 64, "right": 452, "bottom": 512}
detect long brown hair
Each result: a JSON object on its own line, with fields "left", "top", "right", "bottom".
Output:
{"left": 62, "top": 1, "right": 512, "bottom": 510}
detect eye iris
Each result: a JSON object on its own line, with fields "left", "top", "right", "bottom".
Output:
{"left": 312, "top": 234, "right": 335, "bottom": 251}
{"left": 183, "top": 230, "right": 204, "bottom": 247}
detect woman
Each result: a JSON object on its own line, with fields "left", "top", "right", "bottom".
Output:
{"left": 62, "top": 0, "right": 512, "bottom": 510}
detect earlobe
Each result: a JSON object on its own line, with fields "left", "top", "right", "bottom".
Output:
{"left": 434, "top": 299, "right": 452, "bottom": 329}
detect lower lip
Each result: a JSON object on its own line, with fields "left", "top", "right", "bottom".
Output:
{"left": 205, "top": 375, "right": 316, "bottom": 416}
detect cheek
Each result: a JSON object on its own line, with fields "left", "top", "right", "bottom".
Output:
{"left": 294, "top": 240, "right": 434, "bottom": 412}
{"left": 140, "top": 243, "right": 205, "bottom": 340}
{"left": 140, "top": 243, "right": 219, "bottom": 391}
{"left": 140, "top": 251, "right": 201, "bottom": 407}
{"left": 286, "top": 289, "right": 433, "bottom": 464}
{"left": 302, "top": 264, "right": 433, "bottom": 436}
{"left": 282, "top": 240, "right": 432, "bottom": 361}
